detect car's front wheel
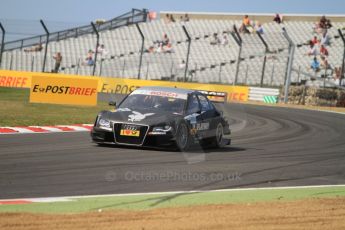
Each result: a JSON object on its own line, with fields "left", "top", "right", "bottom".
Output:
{"left": 176, "top": 122, "right": 192, "bottom": 151}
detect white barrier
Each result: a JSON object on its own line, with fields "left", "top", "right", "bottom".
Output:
{"left": 249, "top": 87, "right": 280, "bottom": 102}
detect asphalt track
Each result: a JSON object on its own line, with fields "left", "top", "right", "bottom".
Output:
{"left": 1, "top": 103, "right": 345, "bottom": 199}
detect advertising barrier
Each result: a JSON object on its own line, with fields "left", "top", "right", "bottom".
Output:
{"left": 0, "top": 70, "right": 249, "bottom": 104}
{"left": 30, "top": 75, "right": 98, "bottom": 106}
{"left": 0, "top": 70, "right": 31, "bottom": 88}
{"left": 99, "top": 77, "right": 248, "bottom": 102}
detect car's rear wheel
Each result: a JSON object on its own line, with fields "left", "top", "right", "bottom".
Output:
{"left": 176, "top": 122, "right": 192, "bottom": 151}
{"left": 213, "top": 122, "right": 224, "bottom": 148}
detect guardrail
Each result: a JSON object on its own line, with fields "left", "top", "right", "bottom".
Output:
{"left": 249, "top": 87, "right": 280, "bottom": 102}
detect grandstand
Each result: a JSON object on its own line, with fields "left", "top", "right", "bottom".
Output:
{"left": 0, "top": 9, "right": 344, "bottom": 87}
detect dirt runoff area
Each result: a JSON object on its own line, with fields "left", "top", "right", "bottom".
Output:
{"left": 1, "top": 197, "right": 345, "bottom": 230}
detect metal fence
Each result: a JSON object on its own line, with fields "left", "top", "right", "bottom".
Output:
{"left": 1, "top": 13, "right": 344, "bottom": 89}
{"left": 0, "top": 8, "right": 148, "bottom": 69}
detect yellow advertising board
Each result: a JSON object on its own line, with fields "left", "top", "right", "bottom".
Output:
{"left": 30, "top": 75, "right": 98, "bottom": 106}
{"left": 0, "top": 70, "right": 31, "bottom": 88}
{"left": 99, "top": 77, "right": 249, "bottom": 102}
{"left": 0, "top": 70, "right": 248, "bottom": 102}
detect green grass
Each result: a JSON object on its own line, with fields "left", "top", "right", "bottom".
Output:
{"left": 0, "top": 87, "right": 109, "bottom": 126}
{"left": 1, "top": 186, "right": 345, "bottom": 214}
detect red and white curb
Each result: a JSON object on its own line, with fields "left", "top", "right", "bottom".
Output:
{"left": 0, "top": 198, "right": 73, "bottom": 205}
{"left": 0, "top": 124, "right": 93, "bottom": 134}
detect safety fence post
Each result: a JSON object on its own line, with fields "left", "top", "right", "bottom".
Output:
{"left": 136, "top": 23, "right": 145, "bottom": 79}
{"left": 91, "top": 22, "right": 99, "bottom": 76}
{"left": 338, "top": 29, "right": 345, "bottom": 86}
{"left": 257, "top": 31, "right": 269, "bottom": 87}
{"left": 231, "top": 25, "right": 242, "bottom": 85}
{"left": 0, "top": 23, "right": 5, "bottom": 66}
{"left": 40, "top": 19, "right": 50, "bottom": 72}
{"left": 182, "top": 25, "right": 191, "bottom": 82}
{"left": 282, "top": 28, "right": 295, "bottom": 104}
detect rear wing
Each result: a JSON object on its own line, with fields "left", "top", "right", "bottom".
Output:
{"left": 197, "top": 90, "right": 227, "bottom": 103}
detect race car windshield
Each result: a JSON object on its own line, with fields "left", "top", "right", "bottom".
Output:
{"left": 118, "top": 94, "right": 186, "bottom": 114}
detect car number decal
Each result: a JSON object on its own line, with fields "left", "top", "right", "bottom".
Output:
{"left": 192, "top": 122, "right": 210, "bottom": 131}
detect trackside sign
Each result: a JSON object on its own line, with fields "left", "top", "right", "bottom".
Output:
{"left": 0, "top": 70, "right": 31, "bottom": 88}
{"left": 99, "top": 78, "right": 249, "bottom": 102}
{"left": 0, "top": 70, "right": 249, "bottom": 102}
{"left": 30, "top": 75, "right": 98, "bottom": 106}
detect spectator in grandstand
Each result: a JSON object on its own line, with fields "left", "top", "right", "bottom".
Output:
{"left": 311, "top": 36, "right": 319, "bottom": 45}
{"left": 310, "top": 56, "right": 320, "bottom": 72}
{"left": 333, "top": 67, "right": 342, "bottom": 82}
{"left": 320, "top": 56, "right": 329, "bottom": 69}
{"left": 306, "top": 43, "right": 317, "bottom": 56}
{"left": 24, "top": 43, "right": 43, "bottom": 52}
{"left": 53, "top": 52, "right": 62, "bottom": 73}
{"left": 239, "top": 15, "right": 253, "bottom": 33}
{"left": 255, "top": 22, "right": 264, "bottom": 34}
{"left": 179, "top": 13, "right": 190, "bottom": 22}
{"left": 96, "top": 44, "right": 108, "bottom": 56}
{"left": 334, "top": 67, "right": 341, "bottom": 76}
{"left": 319, "top": 16, "right": 327, "bottom": 28}
{"left": 162, "top": 33, "right": 170, "bottom": 46}
{"left": 210, "top": 33, "right": 221, "bottom": 45}
{"left": 243, "top": 15, "right": 250, "bottom": 26}
{"left": 83, "top": 50, "right": 95, "bottom": 66}
{"left": 146, "top": 45, "right": 155, "bottom": 53}
{"left": 169, "top": 14, "right": 176, "bottom": 23}
{"left": 148, "top": 11, "right": 157, "bottom": 21}
{"left": 164, "top": 43, "right": 173, "bottom": 53}
{"left": 184, "top": 13, "right": 190, "bottom": 22}
{"left": 164, "top": 14, "right": 171, "bottom": 23}
{"left": 156, "top": 43, "right": 163, "bottom": 53}
{"left": 314, "top": 16, "right": 332, "bottom": 33}
{"left": 320, "top": 32, "right": 330, "bottom": 46}
{"left": 320, "top": 45, "right": 329, "bottom": 57}
{"left": 319, "top": 16, "right": 332, "bottom": 29}
{"left": 221, "top": 35, "right": 229, "bottom": 46}
{"left": 273, "top": 13, "right": 282, "bottom": 24}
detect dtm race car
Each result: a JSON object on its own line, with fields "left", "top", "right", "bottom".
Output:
{"left": 91, "top": 86, "right": 231, "bottom": 150}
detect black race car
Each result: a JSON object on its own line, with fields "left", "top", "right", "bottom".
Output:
{"left": 91, "top": 86, "right": 231, "bottom": 150}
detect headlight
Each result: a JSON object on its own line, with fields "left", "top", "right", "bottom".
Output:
{"left": 152, "top": 125, "right": 172, "bottom": 132}
{"left": 98, "top": 118, "right": 112, "bottom": 130}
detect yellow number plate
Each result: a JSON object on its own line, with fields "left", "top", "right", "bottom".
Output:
{"left": 120, "top": 129, "right": 140, "bottom": 137}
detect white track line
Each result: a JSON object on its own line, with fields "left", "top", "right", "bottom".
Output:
{"left": 27, "top": 198, "right": 74, "bottom": 203}
{"left": 0, "top": 184, "right": 344, "bottom": 202}
{"left": 313, "top": 110, "right": 345, "bottom": 115}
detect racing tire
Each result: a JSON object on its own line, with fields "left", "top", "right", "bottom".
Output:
{"left": 213, "top": 122, "right": 225, "bottom": 148}
{"left": 176, "top": 121, "right": 192, "bottom": 151}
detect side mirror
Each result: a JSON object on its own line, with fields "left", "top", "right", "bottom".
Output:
{"left": 108, "top": 101, "right": 116, "bottom": 107}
